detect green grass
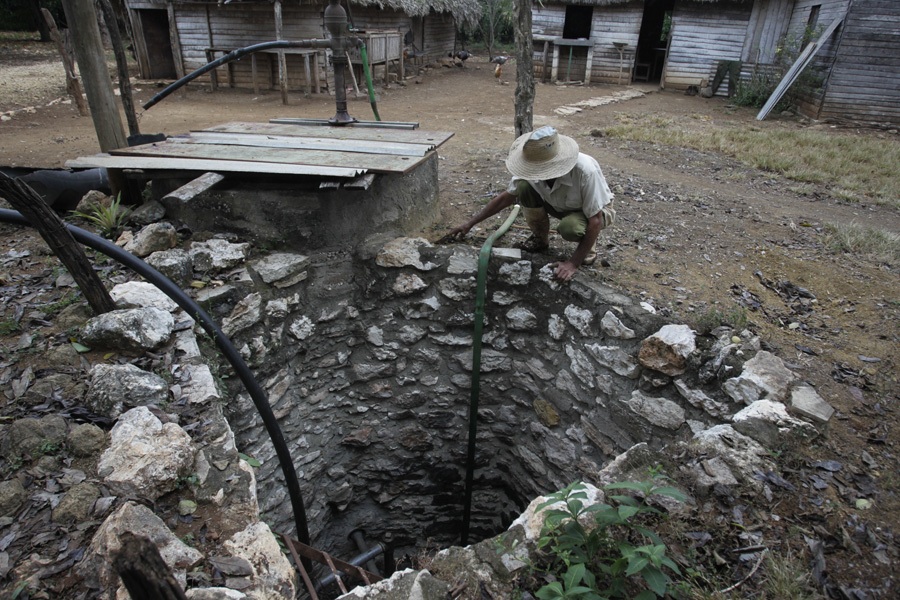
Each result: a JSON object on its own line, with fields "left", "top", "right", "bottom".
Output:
{"left": 605, "top": 116, "right": 900, "bottom": 207}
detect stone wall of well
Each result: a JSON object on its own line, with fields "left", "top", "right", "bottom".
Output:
{"left": 213, "top": 237, "right": 742, "bottom": 556}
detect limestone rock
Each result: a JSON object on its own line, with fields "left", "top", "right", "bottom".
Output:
{"left": 498, "top": 261, "right": 532, "bottom": 285}
{"left": 722, "top": 350, "right": 796, "bottom": 404}
{"left": 86, "top": 363, "right": 169, "bottom": 418}
{"left": 337, "top": 568, "right": 449, "bottom": 600}
{"left": 447, "top": 248, "right": 477, "bottom": 274}
{"left": 731, "top": 400, "right": 817, "bottom": 446}
{"left": 130, "top": 199, "right": 166, "bottom": 225}
{"left": 98, "top": 407, "right": 194, "bottom": 500}
{"left": 146, "top": 248, "right": 194, "bottom": 286}
{"left": 187, "top": 588, "right": 248, "bottom": 599}
{"left": 123, "top": 222, "right": 178, "bottom": 257}
{"left": 223, "top": 522, "right": 297, "bottom": 600}
{"left": 638, "top": 324, "right": 695, "bottom": 376}
{"left": 510, "top": 482, "right": 606, "bottom": 541}
{"left": 67, "top": 423, "right": 108, "bottom": 457}
{"left": 564, "top": 305, "right": 594, "bottom": 336}
{"left": 6, "top": 415, "right": 68, "bottom": 458}
{"left": 0, "top": 479, "right": 26, "bottom": 517}
{"left": 77, "top": 501, "right": 203, "bottom": 592}
{"left": 223, "top": 293, "right": 263, "bottom": 337}
{"left": 392, "top": 272, "right": 428, "bottom": 295}
{"left": 182, "top": 364, "right": 222, "bottom": 405}
{"left": 790, "top": 385, "right": 835, "bottom": 424}
{"left": 600, "top": 310, "right": 635, "bottom": 339}
{"left": 624, "top": 390, "right": 686, "bottom": 430}
{"left": 585, "top": 344, "right": 641, "bottom": 379}
{"left": 52, "top": 482, "right": 100, "bottom": 523}
{"left": 375, "top": 237, "right": 438, "bottom": 271}
{"left": 111, "top": 281, "right": 181, "bottom": 313}
{"left": 190, "top": 238, "right": 251, "bottom": 271}
{"left": 250, "top": 253, "right": 310, "bottom": 288}
{"left": 691, "top": 424, "right": 774, "bottom": 485}
{"left": 506, "top": 306, "right": 538, "bottom": 330}
{"left": 673, "top": 379, "right": 731, "bottom": 419}
{"left": 82, "top": 307, "right": 175, "bottom": 352}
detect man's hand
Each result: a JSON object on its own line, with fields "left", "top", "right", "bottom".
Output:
{"left": 436, "top": 224, "right": 471, "bottom": 244}
{"left": 552, "top": 260, "right": 578, "bottom": 282}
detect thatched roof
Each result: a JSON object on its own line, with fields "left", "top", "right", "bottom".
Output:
{"left": 350, "top": 0, "right": 482, "bottom": 27}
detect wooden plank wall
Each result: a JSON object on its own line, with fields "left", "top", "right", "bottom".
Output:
{"left": 816, "top": 0, "right": 900, "bottom": 124}
{"left": 666, "top": 1, "right": 753, "bottom": 90}
{"left": 533, "top": 3, "right": 643, "bottom": 85}
{"left": 134, "top": 2, "right": 456, "bottom": 91}
{"left": 742, "top": 0, "right": 794, "bottom": 64}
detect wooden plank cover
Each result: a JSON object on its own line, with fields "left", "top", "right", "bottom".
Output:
{"left": 66, "top": 154, "right": 363, "bottom": 177}
{"left": 204, "top": 122, "right": 454, "bottom": 148}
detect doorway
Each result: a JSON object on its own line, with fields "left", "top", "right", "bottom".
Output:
{"left": 136, "top": 9, "right": 177, "bottom": 80}
{"left": 635, "top": 0, "right": 675, "bottom": 83}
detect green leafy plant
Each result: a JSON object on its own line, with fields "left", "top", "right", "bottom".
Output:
{"left": 71, "top": 193, "right": 131, "bottom": 238}
{"left": 534, "top": 480, "right": 686, "bottom": 600}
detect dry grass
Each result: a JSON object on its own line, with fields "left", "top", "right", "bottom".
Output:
{"left": 606, "top": 115, "right": 900, "bottom": 208}
{"left": 823, "top": 221, "right": 900, "bottom": 264}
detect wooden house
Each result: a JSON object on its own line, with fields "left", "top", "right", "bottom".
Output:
{"left": 531, "top": 0, "right": 899, "bottom": 125}
{"left": 124, "top": 0, "right": 479, "bottom": 95}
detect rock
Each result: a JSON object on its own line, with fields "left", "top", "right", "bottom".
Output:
{"left": 187, "top": 588, "right": 248, "bottom": 599}
{"left": 337, "top": 568, "right": 449, "bottom": 599}
{"left": 130, "top": 199, "right": 166, "bottom": 225}
{"left": 600, "top": 310, "right": 635, "bottom": 339}
{"left": 111, "top": 281, "right": 181, "bottom": 313}
{"left": 438, "top": 276, "right": 475, "bottom": 301}
{"left": 5, "top": 415, "right": 68, "bottom": 458}
{"left": 250, "top": 253, "right": 310, "bottom": 288}
{"left": 690, "top": 424, "right": 774, "bottom": 485}
{"left": 506, "top": 306, "right": 538, "bottom": 330}
{"left": 0, "top": 479, "right": 26, "bottom": 517}
{"left": 222, "top": 293, "right": 263, "bottom": 337}
{"left": 790, "top": 385, "right": 835, "bottom": 424}
{"left": 97, "top": 407, "right": 194, "bottom": 500}
{"left": 123, "top": 222, "right": 178, "bottom": 257}
{"left": 223, "top": 522, "right": 297, "bottom": 600}
{"left": 82, "top": 307, "right": 175, "bottom": 352}
{"left": 731, "top": 400, "right": 817, "bottom": 446}
{"left": 624, "top": 390, "right": 686, "bottom": 430}
{"left": 673, "top": 379, "right": 731, "bottom": 419}
{"left": 447, "top": 248, "right": 478, "bottom": 274}
{"left": 564, "top": 305, "right": 594, "bottom": 336}
{"left": 375, "top": 237, "right": 438, "bottom": 271}
{"left": 722, "top": 350, "right": 796, "bottom": 404}
{"left": 77, "top": 501, "right": 203, "bottom": 592}
{"left": 638, "top": 324, "right": 695, "bottom": 376}
{"left": 689, "top": 457, "right": 739, "bottom": 497}
{"left": 585, "top": 344, "right": 641, "bottom": 379}
{"left": 146, "top": 248, "right": 193, "bottom": 286}
{"left": 86, "top": 363, "right": 169, "bottom": 418}
{"left": 510, "top": 482, "right": 606, "bottom": 541}
{"left": 182, "top": 364, "right": 222, "bottom": 405}
{"left": 498, "top": 261, "right": 532, "bottom": 285}
{"left": 391, "top": 272, "right": 428, "bottom": 296}
{"left": 67, "top": 423, "right": 108, "bottom": 457}
{"left": 52, "top": 482, "right": 100, "bottom": 523}
{"left": 190, "top": 238, "right": 251, "bottom": 271}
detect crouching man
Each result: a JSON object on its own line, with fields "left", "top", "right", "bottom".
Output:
{"left": 445, "top": 126, "right": 615, "bottom": 282}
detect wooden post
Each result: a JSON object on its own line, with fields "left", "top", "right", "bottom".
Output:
{"left": 41, "top": 8, "right": 89, "bottom": 117}
{"left": 0, "top": 174, "right": 117, "bottom": 316}
{"left": 513, "top": 0, "right": 535, "bottom": 136}
{"left": 166, "top": 1, "right": 186, "bottom": 97}
{"left": 60, "top": 0, "right": 127, "bottom": 152}
{"left": 113, "top": 532, "right": 188, "bottom": 600}
{"left": 98, "top": 0, "right": 141, "bottom": 137}
{"left": 274, "top": 0, "right": 289, "bottom": 105}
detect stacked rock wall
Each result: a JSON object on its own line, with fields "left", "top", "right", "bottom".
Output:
{"left": 214, "top": 237, "right": 744, "bottom": 557}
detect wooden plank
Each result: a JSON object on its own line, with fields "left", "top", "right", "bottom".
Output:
{"left": 162, "top": 172, "right": 225, "bottom": 202}
{"left": 173, "top": 131, "right": 433, "bottom": 157}
{"left": 66, "top": 154, "right": 364, "bottom": 177}
{"left": 201, "top": 122, "right": 453, "bottom": 148}
{"left": 757, "top": 14, "right": 845, "bottom": 121}
{"left": 108, "top": 142, "right": 429, "bottom": 174}
{"left": 344, "top": 173, "right": 376, "bottom": 190}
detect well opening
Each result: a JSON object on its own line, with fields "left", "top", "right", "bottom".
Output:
{"left": 211, "top": 237, "right": 745, "bottom": 592}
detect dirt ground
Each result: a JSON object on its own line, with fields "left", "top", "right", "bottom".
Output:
{"left": 1, "top": 36, "right": 898, "bottom": 598}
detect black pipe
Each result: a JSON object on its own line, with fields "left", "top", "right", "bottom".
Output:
{"left": 315, "top": 543, "right": 387, "bottom": 590}
{"left": 349, "top": 529, "right": 380, "bottom": 576}
{"left": 142, "top": 39, "right": 331, "bottom": 110}
{"left": 0, "top": 208, "right": 311, "bottom": 552}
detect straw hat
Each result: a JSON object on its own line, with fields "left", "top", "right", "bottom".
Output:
{"left": 505, "top": 126, "right": 579, "bottom": 180}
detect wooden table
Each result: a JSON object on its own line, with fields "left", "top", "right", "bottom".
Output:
{"left": 255, "top": 48, "right": 323, "bottom": 104}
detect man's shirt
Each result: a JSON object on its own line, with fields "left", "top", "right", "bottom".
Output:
{"left": 507, "top": 153, "right": 613, "bottom": 218}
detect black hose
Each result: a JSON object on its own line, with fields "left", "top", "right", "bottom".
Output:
{"left": 143, "top": 39, "right": 330, "bottom": 110}
{"left": 0, "top": 208, "right": 311, "bottom": 549}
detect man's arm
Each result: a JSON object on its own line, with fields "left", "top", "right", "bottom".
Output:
{"left": 553, "top": 212, "right": 603, "bottom": 282}
{"left": 444, "top": 191, "right": 518, "bottom": 240}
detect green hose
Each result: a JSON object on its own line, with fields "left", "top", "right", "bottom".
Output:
{"left": 460, "top": 205, "right": 520, "bottom": 545}
{"left": 358, "top": 44, "right": 382, "bottom": 121}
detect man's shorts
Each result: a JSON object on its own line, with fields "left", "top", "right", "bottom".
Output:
{"left": 514, "top": 180, "right": 616, "bottom": 242}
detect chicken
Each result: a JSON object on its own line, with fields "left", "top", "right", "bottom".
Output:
{"left": 491, "top": 55, "right": 509, "bottom": 82}
{"left": 448, "top": 50, "right": 470, "bottom": 67}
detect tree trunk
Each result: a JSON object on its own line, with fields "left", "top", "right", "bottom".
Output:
{"left": 97, "top": 0, "right": 141, "bottom": 137}
{"left": 113, "top": 532, "right": 189, "bottom": 600}
{"left": 513, "top": 0, "right": 535, "bottom": 136}
{"left": 0, "top": 174, "right": 117, "bottom": 316}
{"left": 60, "top": 0, "right": 127, "bottom": 153}
{"left": 42, "top": 8, "right": 90, "bottom": 117}
{"left": 28, "top": 0, "right": 52, "bottom": 42}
